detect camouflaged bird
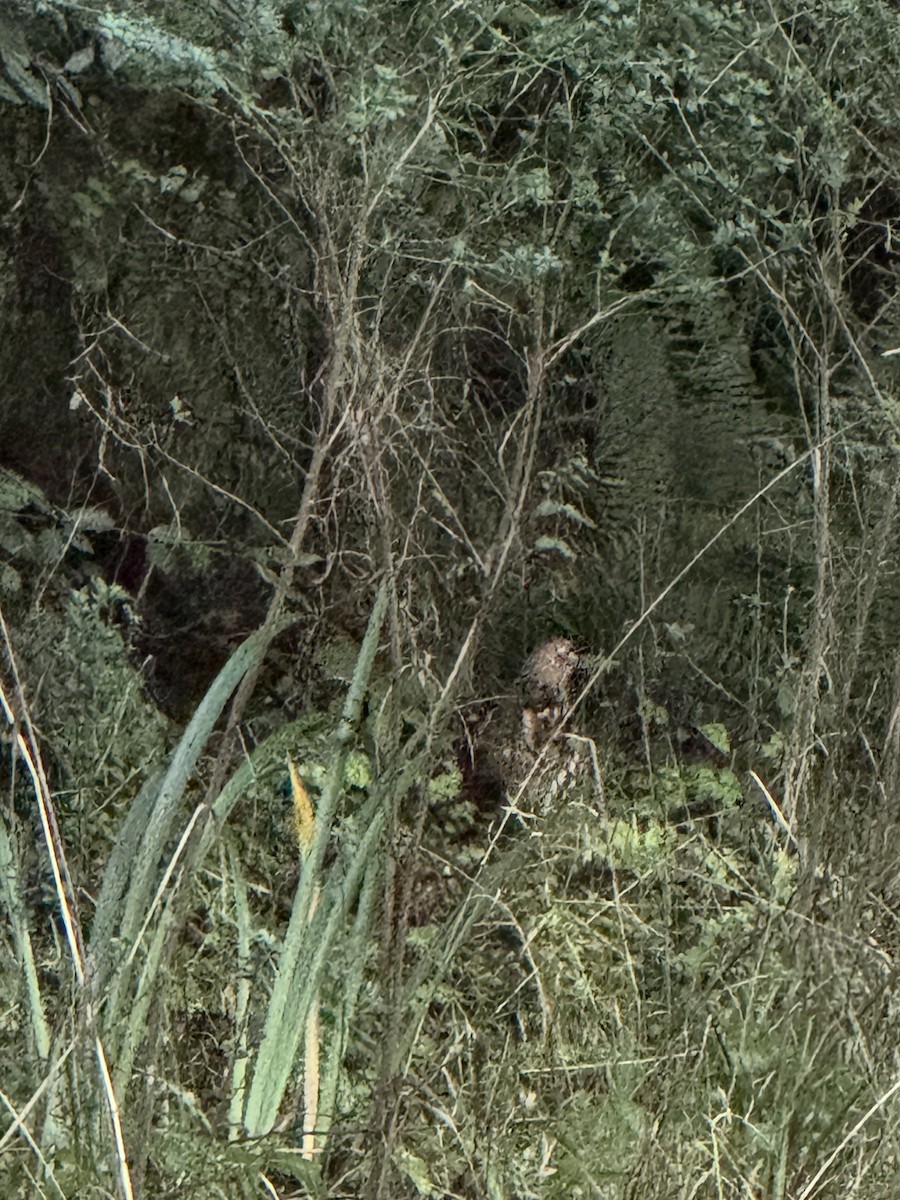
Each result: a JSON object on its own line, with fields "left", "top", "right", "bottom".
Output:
{"left": 519, "top": 636, "right": 583, "bottom": 751}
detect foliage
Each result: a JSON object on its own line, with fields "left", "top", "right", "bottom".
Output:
{"left": 1, "top": 0, "right": 900, "bottom": 1196}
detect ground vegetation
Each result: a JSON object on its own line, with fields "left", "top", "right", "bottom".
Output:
{"left": 1, "top": 1, "right": 900, "bottom": 1197}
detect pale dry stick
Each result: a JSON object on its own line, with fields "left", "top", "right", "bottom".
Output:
{"left": 225, "top": 842, "right": 252, "bottom": 1141}
{"left": 543, "top": 294, "right": 643, "bottom": 371}
{"left": 193, "top": 285, "right": 300, "bottom": 466}
{"left": 148, "top": 432, "right": 291, "bottom": 543}
{"left": 782, "top": 363, "right": 835, "bottom": 836}
{"left": 883, "top": 675, "right": 900, "bottom": 788}
{"left": 0, "top": 1089, "right": 66, "bottom": 1198}
{"left": 94, "top": 1037, "right": 133, "bottom": 1200}
{"left": 102, "top": 308, "right": 171, "bottom": 361}
{"left": 362, "top": 90, "right": 446, "bottom": 224}
{"left": 0, "top": 615, "right": 134, "bottom": 1199}
{"left": 227, "top": 90, "right": 321, "bottom": 238}
{"left": 735, "top": 248, "right": 824, "bottom": 369}
{"left": 565, "top": 732, "right": 605, "bottom": 814}
{"left": 396, "top": 262, "right": 456, "bottom": 382}
{"left": 260, "top": 1175, "right": 281, "bottom": 1200}
{"left": 431, "top": 511, "right": 486, "bottom": 572}
{"left": 436, "top": 295, "right": 639, "bottom": 709}
{"left": 698, "top": 28, "right": 768, "bottom": 102}
{"left": 464, "top": 275, "right": 519, "bottom": 316}
{"left": 134, "top": 201, "right": 288, "bottom": 261}
{"left": 7, "top": 73, "right": 53, "bottom": 216}
{"left": 434, "top": 396, "right": 542, "bottom": 709}
{"left": 199, "top": 352, "right": 351, "bottom": 810}
{"left": 0, "top": 1043, "right": 73, "bottom": 1155}
{"left": 796, "top": 1075, "right": 900, "bottom": 1200}
{"left": 123, "top": 802, "right": 205, "bottom": 970}
{"left": 518, "top": 1048, "right": 698, "bottom": 1075}
{"left": 820, "top": 275, "right": 900, "bottom": 434}
{"left": 302, "top": 885, "right": 322, "bottom": 1162}
{"left": 379, "top": 368, "right": 546, "bottom": 1066}
{"left": 489, "top": 347, "right": 547, "bottom": 571}
{"left": 709, "top": 1106, "right": 727, "bottom": 1200}
{"left": 0, "top": 643, "right": 84, "bottom": 982}
{"left": 69, "top": 381, "right": 290, "bottom": 547}
{"left": 433, "top": 372, "right": 546, "bottom": 706}
{"left": 358, "top": 342, "right": 460, "bottom": 582}
{"left": 749, "top": 770, "right": 800, "bottom": 852}
{"left": 493, "top": 908, "right": 552, "bottom": 1041}
{"left": 289, "top": 753, "right": 323, "bottom": 1161}
{"left": 496, "top": 376, "right": 539, "bottom": 474}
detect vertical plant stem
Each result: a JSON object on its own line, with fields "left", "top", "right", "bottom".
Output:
{"left": 242, "top": 582, "right": 388, "bottom": 1138}
{"left": 301, "top": 886, "right": 322, "bottom": 1162}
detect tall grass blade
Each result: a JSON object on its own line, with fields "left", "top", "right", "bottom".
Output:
{"left": 92, "top": 627, "right": 271, "bottom": 1049}
{"left": 242, "top": 582, "right": 388, "bottom": 1138}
